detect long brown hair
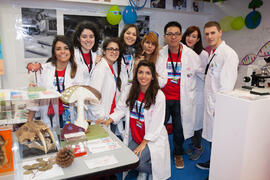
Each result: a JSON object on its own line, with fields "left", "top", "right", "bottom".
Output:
{"left": 126, "top": 60, "right": 159, "bottom": 111}
{"left": 47, "top": 35, "right": 77, "bottom": 78}
{"left": 141, "top": 32, "right": 159, "bottom": 64}
{"left": 119, "top": 24, "right": 142, "bottom": 58}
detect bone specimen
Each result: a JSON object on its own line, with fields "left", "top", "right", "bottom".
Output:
{"left": 15, "top": 120, "right": 56, "bottom": 154}
{"left": 0, "top": 135, "right": 8, "bottom": 167}
{"left": 23, "top": 157, "right": 55, "bottom": 175}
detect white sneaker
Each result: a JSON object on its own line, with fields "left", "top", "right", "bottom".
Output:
{"left": 123, "top": 171, "right": 129, "bottom": 180}
{"left": 137, "top": 172, "right": 147, "bottom": 180}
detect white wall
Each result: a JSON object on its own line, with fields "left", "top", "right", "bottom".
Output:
{"left": 203, "top": 0, "right": 270, "bottom": 88}
{"left": 0, "top": 0, "right": 212, "bottom": 89}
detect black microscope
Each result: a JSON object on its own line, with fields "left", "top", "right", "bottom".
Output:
{"left": 242, "top": 57, "right": 270, "bottom": 95}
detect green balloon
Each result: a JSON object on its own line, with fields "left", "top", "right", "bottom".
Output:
{"left": 219, "top": 16, "right": 234, "bottom": 32}
{"left": 106, "top": 6, "right": 122, "bottom": 25}
{"left": 231, "top": 16, "right": 245, "bottom": 31}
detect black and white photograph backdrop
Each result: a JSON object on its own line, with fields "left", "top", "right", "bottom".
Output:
{"left": 63, "top": 14, "right": 119, "bottom": 45}
{"left": 173, "top": 0, "right": 187, "bottom": 11}
{"left": 150, "top": 0, "right": 166, "bottom": 9}
{"left": 135, "top": 15, "right": 150, "bottom": 39}
{"left": 21, "top": 8, "right": 57, "bottom": 58}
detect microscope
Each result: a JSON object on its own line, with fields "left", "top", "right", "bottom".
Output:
{"left": 242, "top": 57, "right": 270, "bottom": 95}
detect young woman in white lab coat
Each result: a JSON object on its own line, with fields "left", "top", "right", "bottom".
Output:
{"left": 134, "top": 32, "right": 168, "bottom": 88}
{"left": 73, "top": 21, "right": 101, "bottom": 80}
{"left": 119, "top": 24, "right": 142, "bottom": 88}
{"left": 101, "top": 60, "right": 171, "bottom": 180}
{"left": 27, "top": 35, "right": 85, "bottom": 128}
{"left": 88, "top": 38, "right": 122, "bottom": 125}
{"left": 181, "top": 26, "right": 209, "bottom": 160}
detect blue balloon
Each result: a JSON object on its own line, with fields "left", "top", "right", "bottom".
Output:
{"left": 245, "top": 11, "right": 261, "bottom": 29}
{"left": 123, "top": 6, "right": 137, "bottom": 24}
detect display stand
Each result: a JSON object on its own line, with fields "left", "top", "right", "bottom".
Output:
{"left": 209, "top": 90, "right": 270, "bottom": 180}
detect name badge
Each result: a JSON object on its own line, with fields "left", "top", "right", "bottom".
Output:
{"left": 124, "top": 55, "right": 132, "bottom": 65}
{"left": 170, "top": 78, "right": 179, "bottom": 84}
{"left": 136, "top": 120, "right": 143, "bottom": 129}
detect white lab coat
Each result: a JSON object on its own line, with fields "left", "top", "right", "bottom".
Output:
{"left": 109, "top": 86, "right": 171, "bottom": 180}
{"left": 119, "top": 55, "right": 135, "bottom": 90}
{"left": 194, "top": 50, "right": 209, "bottom": 130}
{"left": 74, "top": 48, "right": 97, "bottom": 81}
{"left": 156, "top": 52, "right": 168, "bottom": 88}
{"left": 161, "top": 43, "right": 201, "bottom": 139}
{"left": 28, "top": 62, "right": 86, "bottom": 128}
{"left": 202, "top": 41, "right": 239, "bottom": 142}
{"left": 88, "top": 58, "right": 116, "bottom": 120}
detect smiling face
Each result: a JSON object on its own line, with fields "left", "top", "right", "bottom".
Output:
{"left": 164, "top": 26, "right": 182, "bottom": 49}
{"left": 204, "top": 26, "right": 222, "bottom": 49}
{"left": 79, "top": 29, "right": 95, "bottom": 53}
{"left": 186, "top": 30, "right": 200, "bottom": 49}
{"left": 55, "top": 41, "right": 71, "bottom": 63}
{"left": 124, "top": 27, "right": 137, "bottom": 46}
{"left": 104, "top": 42, "right": 120, "bottom": 65}
{"left": 137, "top": 65, "right": 153, "bottom": 91}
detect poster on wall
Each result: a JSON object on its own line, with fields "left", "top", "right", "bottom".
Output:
{"left": 63, "top": 14, "right": 118, "bottom": 46}
{"left": 150, "top": 0, "right": 166, "bottom": 9}
{"left": 173, "top": 0, "right": 187, "bottom": 11}
{"left": 21, "top": 8, "right": 57, "bottom": 58}
{"left": 134, "top": 16, "right": 150, "bottom": 39}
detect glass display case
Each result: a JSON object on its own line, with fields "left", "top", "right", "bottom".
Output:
{"left": 0, "top": 87, "right": 61, "bottom": 177}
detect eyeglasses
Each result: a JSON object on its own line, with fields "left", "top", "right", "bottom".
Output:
{"left": 165, "top": 32, "right": 181, "bottom": 37}
{"left": 106, "top": 47, "right": 120, "bottom": 52}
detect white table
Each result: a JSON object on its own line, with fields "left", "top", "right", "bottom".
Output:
{"left": 1, "top": 126, "right": 139, "bottom": 180}
{"left": 209, "top": 89, "right": 270, "bottom": 180}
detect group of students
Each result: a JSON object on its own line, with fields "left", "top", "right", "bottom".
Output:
{"left": 27, "top": 20, "right": 239, "bottom": 180}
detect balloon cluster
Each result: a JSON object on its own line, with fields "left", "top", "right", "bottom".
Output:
{"left": 106, "top": 5, "right": 137, "bottom": 25}
{"left": 219, "top": 0, "right": 263, "bottom": 32}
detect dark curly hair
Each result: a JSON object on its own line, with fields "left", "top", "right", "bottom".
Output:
{"left": 73, "top": 21, "right": 100, "bottom": 52}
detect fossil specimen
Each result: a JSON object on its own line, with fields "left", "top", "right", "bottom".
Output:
{"left": 0, "top": 135, "right": 8, "bottom": 167}
{"left": 15, "top": 120, "right": 56, "bottom": 154}
{"left": 23, "top": 157, "right": 55, "bottom": 175}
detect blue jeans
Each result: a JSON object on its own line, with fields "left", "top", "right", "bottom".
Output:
{"left": 128, "top": 140, "right": 152, "bottom": 174}
{"left": 164, "top": 100, "right": 184, "bottom": 156}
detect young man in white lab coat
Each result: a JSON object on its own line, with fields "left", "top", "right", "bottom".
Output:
{"left": 161, "top": 21, "right": 201, "bottom": 169}
{"left": 196, "top": 21, "right": 239, "bottom": 171}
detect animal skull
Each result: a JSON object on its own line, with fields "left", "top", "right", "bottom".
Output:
{"left": 15, "top": 121, "right": 56, "bottom": 154}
